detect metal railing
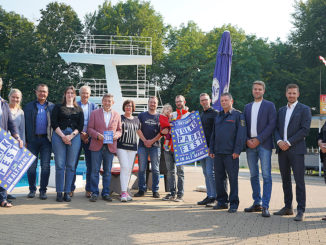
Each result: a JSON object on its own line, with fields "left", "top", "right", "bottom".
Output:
{"left": 67, "top": 35, "right": 152, "bottom": 56}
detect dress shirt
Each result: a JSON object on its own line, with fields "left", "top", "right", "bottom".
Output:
{"left": 35, "top": 102, "right": 47, "bottom": 134}
{"left": 81, "top": 102, "right": 89, "bottom": 132}
{"left": 103, "top": 109, "right": 112, "bottom": 128}
{"left": 283, "top": 100, "right": 298, "bottom": 145}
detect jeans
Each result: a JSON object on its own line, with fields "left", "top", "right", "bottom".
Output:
{"left": 164, "top": 151, "right": 184, "bottom": 197}
{"left": 52, "top": 128, "right": 81, "bottom": 193}
{"left": 200, "top": 156, "right": 216, "bottom": 198}
{"left": 214, "top": 154, "right": 239, "bottom": 209}
{"left": 137, "top": 146, "right": 160, "bottom": 192}
{"left": 90, "top": 145, "right": 114, "bottom": 196}
{"left": 116, "top": 148, "right": 137, "bottom": 192}
{"left": 246, "top": 146, "right": 272, "bottom": 208}
{"left": 27, "top": 137, "right": 52, "bottom": 193}
{"left": 71, "top": 140, "right": 92, "bottom": 192}
{"left": 0, "top": 187, "right": 6, "bottom": 203}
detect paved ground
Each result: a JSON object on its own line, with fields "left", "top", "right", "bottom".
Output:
{"left": 1, "top": 167, "right": 326, "bottom": 245}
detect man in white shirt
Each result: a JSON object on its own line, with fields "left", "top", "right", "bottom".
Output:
{"left": 243, "top": 81, "right": 276, "bottom": 217}
{"left": 274, "top": 84, "right": 311, "bottom": 221}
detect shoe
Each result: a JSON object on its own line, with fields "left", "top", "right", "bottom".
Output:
{"left": 273, "top": 207, "right": 294, "bottom": 216}
{"left": 89, "top": 195, "right": 98, "bottom": 202}
{"left": 244, "top": 204, "right": 263, "bottom": 212}
{"left": 27, "top": 191, "right": 36, "bottom": 198}
{"left": 85, "top": 191, "right": 92, "bottom": 198}
{"left": 63, "top": 193, "right": 71, "bottom": 202}
{"left": 228, "top": 208, "right": 237, "bottom": 213}
{"left": 174, "top": 195, "right": 183, "bottom": 202}
{"left": 213, "top": 204, "right": 228, "bottom": 210}
{"left": 206, "top": 200, "right": 217, "bottom": 208}
{"left": 69, "top": 191, "right": 74, "bottom": 197}
{"left": 39, "top": 192, "right": 47, "bottom": 200}
{"left": 162, "top": 194, "right": 175, "bottom": 201}
{"left": 197, "top": 196, "right": 210, "bottom": 205}
{"left": 121, "top": 192, "right": 128, "bottom": 202}
{"left": 56, "top": 192, "right": 63, "bottom": 202}
{"left": 262, "top": 207, "right": 271, "bottom": 217}
{"left": 102, "top": 195, "right": 112, "bottom": 202}
{"left": 153, "top": 192, "right": 160, "bottom": 198}
{"left": 294, "top": 211, "right": 304, "bottom": 221}
{"left": 127, "top": 193, "right": 133, "bottom": 201}
{"left": 7, "top": 194, "right": 16, "bottom": 200}
{"left": 134, "top": 190, "right": 145, "bottom": 197}
{"left": 322, "top": 216, "right": 326, "bottom": 221}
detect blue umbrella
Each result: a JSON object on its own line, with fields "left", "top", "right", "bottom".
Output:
{"left": 212, "top": 31, "right": 233, "bottom": 111}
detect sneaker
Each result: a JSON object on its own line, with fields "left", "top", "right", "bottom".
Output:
{"left": 162, "top": 194, "right": 175, "bottom": 201}
{"left": 134, "top": 190, "right": 145, "bottom": 197}
{"left": 56, "top": 192, "right": 63, "bottom": 202}
{"left": 174, "top": 195, "right": 183, "bottom": 202}
{"left": 127, "top": 193, "right": 133, "bottom": 201}
{"left": 89, "top": 195, "right": 98, "bottom": 202}
{"left": 39, "top": 192, "right": 47, "bottom": 200}
{"left": 27, "top": 191, "right": 36, "bottom": 198}
{"left": 121, "top": 192, "right": 128, "bottom": 202}
{"left": 102, "top": 194, "right": 113, "bottom": 202}
{"left": 153, "top": 192, "right": 160, "bottom": 198}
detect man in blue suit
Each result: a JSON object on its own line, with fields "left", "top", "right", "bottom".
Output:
{"left": 274, "top": 84, "right": 311, "bottom": 221}
{"left": 70, "top": 85, "right": 98, "bottom": 198}
{"left": 243, "top": 81, "right": 276, "bottom": 217}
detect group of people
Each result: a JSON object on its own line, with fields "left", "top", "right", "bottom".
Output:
{"left": 0, "top": 78, "right": 323, "bottom": 222}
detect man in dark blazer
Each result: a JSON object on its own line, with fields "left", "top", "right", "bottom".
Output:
{"left": 243, "top": 81, "right": 276, "bottom": 217}
{"left": 274, "top": 84, "right": 312, "bottom": 221}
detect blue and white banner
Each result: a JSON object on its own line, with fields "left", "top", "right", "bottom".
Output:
{"left": 171, "top": 111, "right": 209, "bottom": 166}
{"left": 0, "top": 128, "right": 36, "bottom": 192}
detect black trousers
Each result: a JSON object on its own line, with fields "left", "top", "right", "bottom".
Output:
{"left": 278, "top": 150, "right": 306, "bottom": 212}
{"left": 214, "top": 154, "right": 239, "bottom": 209}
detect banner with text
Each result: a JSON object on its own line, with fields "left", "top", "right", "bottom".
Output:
{"left": 171, "top": 111, "right": 209, "bottom": 166}
{"left": 0, "top": 127, "right": 36, "bottom": 192}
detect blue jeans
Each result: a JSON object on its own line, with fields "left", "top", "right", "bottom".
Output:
{"left": 246, "top": 146, "right": 272, "bottom": 208}
{"left": 90, "top": 145, "right": 114, "bottom": 196}
{"left": 200, "top": 156, "right": 216, "bottom": 198}
{"left": 138, "top": 146, "right": 160, "bottom": 192}
{"left": 71, "top": 140, "right": 92, "bottom": 192}
{"left": 0, "top": 187, "right": 6, "bottom": 203}
{"left": 27, "top": 137, "right": 52, "bottom": 192}
{"left": 52, "top": 129, "right": 81, "bottom": 193}
{"left": 164, "top": 151, "right": 184, "bottom": 196}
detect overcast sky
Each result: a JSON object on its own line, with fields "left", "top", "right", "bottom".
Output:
{"left": 0, "top": 0, "right": 297, "bottom": 41}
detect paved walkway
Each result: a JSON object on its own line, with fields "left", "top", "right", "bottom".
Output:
{"left": 1, "top": 167, "right": 326, "bottom": 245}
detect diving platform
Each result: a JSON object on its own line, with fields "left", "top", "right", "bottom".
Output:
{"left": 59, "top": 35, "right": 156, "bottom": 114}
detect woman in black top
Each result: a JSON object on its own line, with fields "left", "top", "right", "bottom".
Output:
{"left": 116, "top": 100, "right": 141, "bottom": 202}
{"left": 51, "top": 86, "right": 84, "bottom": 202}
{"left": 318, "top": 122, "right": 326, "bottom": 220}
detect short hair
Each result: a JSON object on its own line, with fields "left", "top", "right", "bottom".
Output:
{"left": 200, "top": 93, "right": 210, "bottom": 98}
{"left": 175, "top": 95, "right": 185, "bottom": 101}
{"left": 286, "top": 83, "right": 299, "bottom": 92}
{"left": 122, "top": 99, "right": 136, "bottom": 112}
{"left": 220, "top": 92, "right": 233, "bottom": 100}
{"left": 36, "top": 84, "right": 48, "bottom": 91}
{"left": 0, "top": 78, "right": 3, "bottom": 88}
{"left": 8, "top": 88, "right": 23, "bottom": 109}
{"left": 148, "top": 96, "right": 158, "bottom": 103}
{"left": 252, "top": 81, "right": 265, "bottom": 90}
{"left": 102, "top": 93, "right": 114, "bottom": 100}
{"left": 79, "top": 85, "right": 91, "bottom": 94}
{"left": 162, "top": 103, "right": 172, "bottom": 113}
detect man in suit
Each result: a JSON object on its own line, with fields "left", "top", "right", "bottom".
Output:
{"left": 70, "top": 85, "right": 98, "bottom": 198}
{"left": 0, "top": 78, "right": 24, "bottom": 207}
{"left": 87, "top": 93, "right": 122, "bottom": 202}
{"left": 243, "top": 81, "right": 276, "bottom": 217}
{"left": 274, "top": 84, "right": 311, "bottom": 221}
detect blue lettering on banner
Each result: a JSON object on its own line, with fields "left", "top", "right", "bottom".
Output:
{"left": 171, "top": 111, "right": 209, "bottom": 166}
{"left": 0, "top": 128, "right": 36, "bottom": 192}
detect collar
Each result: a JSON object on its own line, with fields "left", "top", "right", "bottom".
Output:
{"left": 103, "top": 108, "right": 112, "bottom": 113}
{"left": 287, "top": 101, "right": 298, "bottom": 109}
{"left": 221, "top": 108, "right": 234, "bottom": 115}
{"left": 80, "top": 100, "right": 89, "bottom": 106}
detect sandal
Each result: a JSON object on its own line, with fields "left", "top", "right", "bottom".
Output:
{"left": 85, "top": 191, "right": 92, "bottom": 198}
{"left": 1, "top": 200, "right": 13, "bottom": 208}
{"left": 322, "top": 216, "right": 326, "bottom": 221}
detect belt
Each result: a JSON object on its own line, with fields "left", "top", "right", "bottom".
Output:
{"left": 35, "top": 134, "right": 47, "bottom": 138}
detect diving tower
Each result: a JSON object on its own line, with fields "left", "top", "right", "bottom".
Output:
{"left": 59, "top": 35, "right": 157, "bottom": 114}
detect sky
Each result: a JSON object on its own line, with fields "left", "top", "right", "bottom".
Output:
{"left": 0, "top": 0, "right": 297, "bottom": 42}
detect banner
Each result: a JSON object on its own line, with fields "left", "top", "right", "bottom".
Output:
{"left": 171, "top": 111, "right": 209, "bottom": 166}
{"left": 0, "top": 127, "right": 36, "bottom": 192}
{"left": 321, "top": 95, "right": 326, "bottom": 114}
